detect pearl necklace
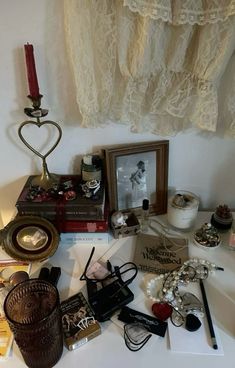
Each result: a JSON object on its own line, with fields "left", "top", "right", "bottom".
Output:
{"left": 146, "top": 258, "right": 222, "bottom": 312}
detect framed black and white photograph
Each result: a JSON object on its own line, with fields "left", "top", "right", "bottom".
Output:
{"left": 104, "top": 140, "right": 169, "bottom": 216}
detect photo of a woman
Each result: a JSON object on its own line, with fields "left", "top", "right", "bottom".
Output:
{"left": 116, "top": 152, "right": 156, "bottom": 210}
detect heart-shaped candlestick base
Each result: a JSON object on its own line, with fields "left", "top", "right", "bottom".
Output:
{"left": 18, "top": 96, "right": 62, "bottom": 190}
{"left": 30, "top": 158, "right": 60, "bottom": 190}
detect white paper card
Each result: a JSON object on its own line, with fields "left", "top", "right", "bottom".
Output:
{"left": 168, "top": 319, "right": 223, "bottom": 355}
{"left": 168, "top": 283, "right": 224, "bottom": 355}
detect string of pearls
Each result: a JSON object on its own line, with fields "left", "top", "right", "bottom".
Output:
{"left": 146, "top": 258, "right": 221, "bottom": 312}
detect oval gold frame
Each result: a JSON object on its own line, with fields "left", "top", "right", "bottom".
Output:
{"left": 0, "top": 216, "right": 60, "bottom": 262}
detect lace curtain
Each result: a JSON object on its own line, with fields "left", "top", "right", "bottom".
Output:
{"left": 64, "top": 0, "right": 235, "bottom": 136}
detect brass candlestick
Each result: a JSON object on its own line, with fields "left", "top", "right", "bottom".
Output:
{"left": 18, "top": 95, "right": 62, "bottom": 190}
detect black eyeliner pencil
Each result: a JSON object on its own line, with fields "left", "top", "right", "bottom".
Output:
{"left": 199, "top": 279, "right": 218, "bottom": 350}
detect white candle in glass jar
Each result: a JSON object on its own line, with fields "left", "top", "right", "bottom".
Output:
{"left": 167, "top": 191, "right": 199, "bottom": 230}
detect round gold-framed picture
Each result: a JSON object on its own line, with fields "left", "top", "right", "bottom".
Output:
{"left": 0, "top": 216, "right": 60, "bottom": 262}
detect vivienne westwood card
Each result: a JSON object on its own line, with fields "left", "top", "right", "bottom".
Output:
{"left": 133, "top": 233, "right": 188, "bottom": 274}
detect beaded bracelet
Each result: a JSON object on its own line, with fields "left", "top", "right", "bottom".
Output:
{"left": 146, "top": 258, "right": 222, "bottom": 312}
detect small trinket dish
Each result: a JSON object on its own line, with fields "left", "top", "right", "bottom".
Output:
{"left": 194, "top": 223, "right": 221, "bottom": 250}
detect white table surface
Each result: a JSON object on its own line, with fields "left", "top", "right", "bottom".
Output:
{"left": 2, "top": 212, "right": 235, "bottom": 368}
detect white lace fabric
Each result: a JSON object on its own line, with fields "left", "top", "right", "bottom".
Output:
{"left": 124, "top": 0, "right": 235, "bottom": 24}
{"left": 64, "top": 0, "right": 235, "bottom": 136}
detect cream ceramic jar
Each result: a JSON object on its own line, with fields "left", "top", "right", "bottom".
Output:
{"left": 167, "top": 191, "right": 199, "bottom": 230}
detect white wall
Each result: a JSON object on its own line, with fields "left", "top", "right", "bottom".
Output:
{"left": 0, "top": 0, "right": 234, "bottom": 225}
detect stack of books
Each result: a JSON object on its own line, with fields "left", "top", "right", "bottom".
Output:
{"left": 15, "top": 175, "right": 109, "bottom": 233}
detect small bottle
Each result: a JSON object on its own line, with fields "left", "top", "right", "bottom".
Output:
{"left": 141, "top": 199, "right": 149, "bottom": 232}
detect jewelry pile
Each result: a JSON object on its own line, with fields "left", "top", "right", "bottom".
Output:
{"left": 146, "top": 258, "right": 223, "bottom": 328}
{"left": 194, "top": 223, "right": 221, "bottom": 249}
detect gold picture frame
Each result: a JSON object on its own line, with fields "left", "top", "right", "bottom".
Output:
{"left": 0, "top": 216, "right": 60, "bottom": 262}
{"left": 104, "top": 140, "right": 169, "bottom": 216}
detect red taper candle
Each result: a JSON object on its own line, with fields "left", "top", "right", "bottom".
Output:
{"left": 24, "top": 43, "right": 40, "bottom": 99}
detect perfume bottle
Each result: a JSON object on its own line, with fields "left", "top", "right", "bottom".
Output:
{"left": 141, "top": 199, "right": 149, "bottom": 232}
